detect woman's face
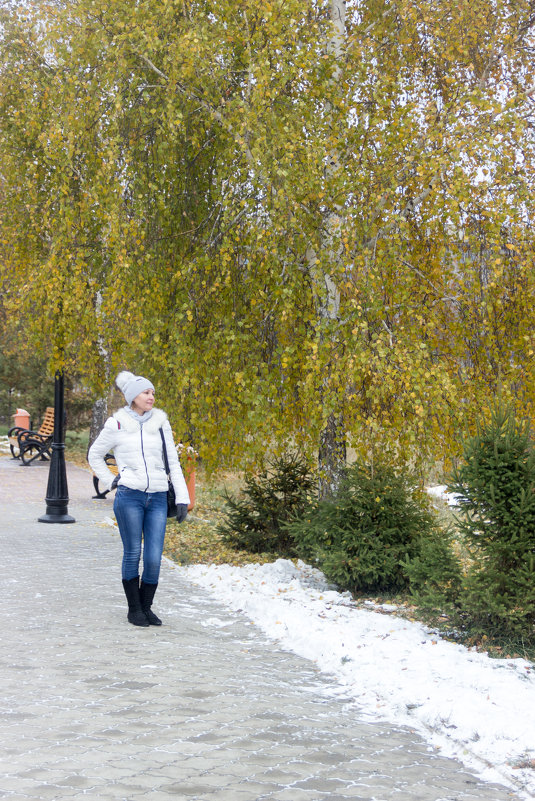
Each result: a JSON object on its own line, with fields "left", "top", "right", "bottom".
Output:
{"left": 132, "top": 388, "right": 155, "bottom": 414}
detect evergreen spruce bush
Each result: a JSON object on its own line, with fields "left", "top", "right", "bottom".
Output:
{"left": 448, "top": 402, "right": 535, "bottom": 638}
{"left": 288, "top": 461, "right": 439, "bottom": 595}
{"left": 404, "top": 525, "right": 462, "bottom": 616}
{"left": 218, "top": 453, "right": 316, "bottom": 556}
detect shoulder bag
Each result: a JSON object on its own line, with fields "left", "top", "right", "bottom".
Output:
{"left": 159, "top": 428, "right": 177, "bottom": 518}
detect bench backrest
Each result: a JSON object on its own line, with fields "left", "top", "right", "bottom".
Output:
{"left": 38, "top": 407, "right": 55, "bottom": 438}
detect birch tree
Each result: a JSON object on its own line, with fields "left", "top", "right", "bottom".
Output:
{"left": 2, "top": 0, "right": 535, "bottom": 478}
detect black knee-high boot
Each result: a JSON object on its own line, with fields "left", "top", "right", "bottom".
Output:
{"left": 139, "top": 581, "right": 162, "bottom": 626}
{"left": 122, "top": 576, "right": 150, "bottom": 627}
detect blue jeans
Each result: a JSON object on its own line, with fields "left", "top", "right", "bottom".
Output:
{"left": 113, "top": 487, "right": 168, "bottom": 584}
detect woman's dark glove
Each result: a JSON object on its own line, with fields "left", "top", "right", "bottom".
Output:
{"left": 176, "top": 504, "right": 188, "bottom": 524}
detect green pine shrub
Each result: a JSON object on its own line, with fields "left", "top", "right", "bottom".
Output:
{"left": 218, "top": 453, "right": 316, "bottom": 556}
{"left": 447, "top": 402, "right": 535, "bottom": 639}
{"left": 404, "top": 524, "right": 463, "bottom": 617}
{"left": 287, "top": 461, "right": 439, "bottom": 595}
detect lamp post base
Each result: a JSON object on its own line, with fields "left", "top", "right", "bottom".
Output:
{"left": 38, "top": 512, "right": 76, "bottom": 524}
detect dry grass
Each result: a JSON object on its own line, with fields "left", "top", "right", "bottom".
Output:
{"left": 163, "top": 469, "right": 276, "bottom": 566}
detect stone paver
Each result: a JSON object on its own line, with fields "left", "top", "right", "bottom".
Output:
{"left": 0, "top": 456, "right": 522, "bottom": 800}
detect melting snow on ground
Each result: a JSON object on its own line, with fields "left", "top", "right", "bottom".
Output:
{"left": 182, "top": 557, "right": 535, "bottom": 799}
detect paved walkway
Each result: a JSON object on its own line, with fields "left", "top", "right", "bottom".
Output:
{"left": 0, "top": 455, "right": 521, "bottom": 801}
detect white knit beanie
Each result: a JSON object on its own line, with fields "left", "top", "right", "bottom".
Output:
{"left": 116, "top": 371, "right": 155, "bottom": 406}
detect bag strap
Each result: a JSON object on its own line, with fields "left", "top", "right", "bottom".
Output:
{"left": 160, "top": 428, "right": 170, "bottom": 476}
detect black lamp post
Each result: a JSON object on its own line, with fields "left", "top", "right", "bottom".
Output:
{"left": 38, "top": 370, "right": 75, "bottom": 524}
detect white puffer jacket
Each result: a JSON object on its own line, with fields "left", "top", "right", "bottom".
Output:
{"left": 87, "top": 407, "right": 190, "bottom": 503}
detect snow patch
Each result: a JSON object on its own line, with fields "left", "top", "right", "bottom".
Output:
{"left": 183, "top": 558, "right": 535, "bottom": 798}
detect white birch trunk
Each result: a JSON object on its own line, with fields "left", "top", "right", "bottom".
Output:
{"left": 316, "top": 0, "right": 347, "bottom": 499}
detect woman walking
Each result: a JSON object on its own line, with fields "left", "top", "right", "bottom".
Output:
{"left": 88, "top": 371, "right": 190, "bottom": 627}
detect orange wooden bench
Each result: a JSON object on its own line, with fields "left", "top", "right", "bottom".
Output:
{"left": 8, "top": 407, "right": 55, "bottom": 465}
